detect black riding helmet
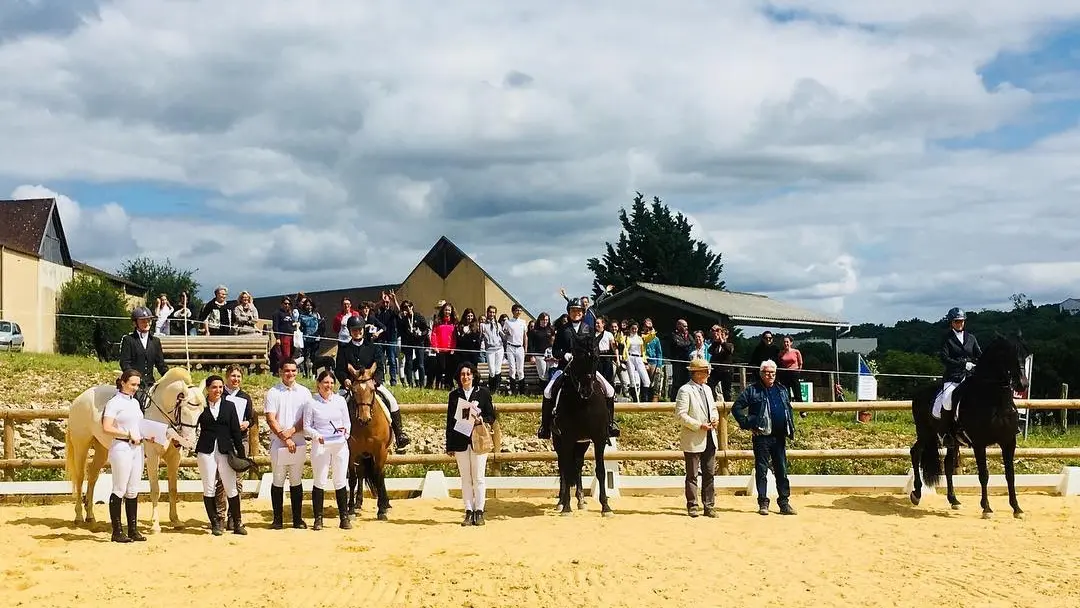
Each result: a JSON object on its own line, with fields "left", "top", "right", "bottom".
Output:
{"left": 947, "top": 307, "right": 966, "bottom": 322}
{"left": 346, "top": 315, "right": 365, "bottom": 331}
{"left": 131, "top": 306, "right": 153, "bottom": 321}
{"left": 566, "top": 298, "right": 584, "bottom": 313}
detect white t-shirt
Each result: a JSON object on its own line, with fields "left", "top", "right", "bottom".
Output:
{"left": 304, "top": 393, "right": 351, "bottom": 445}
{"left": 626, "top": 335, "right": 645, "bottom": 357}
{"left": 596, "top": 330, "right": 614, "bottom": 352}
{"left": 265, "top": 382, "right": 313, "bottom": 451}
{"left": 104, "top": 392, "right": 143, "bottom": 439}
{"left": 503, "top": 317, "right": 527, "bottom": 347}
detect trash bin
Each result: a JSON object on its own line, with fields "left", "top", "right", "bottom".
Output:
{"left": 799, "top": 381, "right": 813, "bottom": 403}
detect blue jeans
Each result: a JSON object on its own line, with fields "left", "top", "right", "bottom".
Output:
{"left": 376, "top": 343, "right": 400, "bottom": 384}
{"left": 752, "top": 434, "right": 791, "bottom": 506}
{"left": 403, "top": 345, "right": 425, "bottom": 387}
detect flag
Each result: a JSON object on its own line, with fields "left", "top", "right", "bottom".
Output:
{"left": 856, "top": 354, "right": 877, "bottom": 401}
{"left": 858, "top": 354, "right": 872, "bottom": 376}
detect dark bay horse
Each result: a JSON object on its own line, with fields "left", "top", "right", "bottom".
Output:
{"left": 552, "top": 335, "right": 613, "bottom": 517}
{"left": 909, "top": 332, "right": 1031, "bottom": 518}
{"left": 345, "top": 362, "right": 392, "bottom": 521}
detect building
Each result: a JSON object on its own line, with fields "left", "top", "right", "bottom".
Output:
{"left": 0, "top": 198, "right": 146, "bottom": 353}
{"left": 253, "top": 236, "right": 532, "bottom": 345}
{"left": 1059, "top": 298, "right": 1080, "bottom": 315}
{"left": 801, "top": 337, "right": 878, "bottom": 356}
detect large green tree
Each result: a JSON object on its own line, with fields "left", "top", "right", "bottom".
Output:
{"left": 586, "top": 192, "right": 724, "bottom": 296}
{"left": 56, "top": 274, "right": 129, "bottom": 356}
{"left": 117, "top": 256, "right": 202, "bottom": 311}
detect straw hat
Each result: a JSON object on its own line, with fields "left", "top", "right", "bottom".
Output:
{"left": 687, "top": 358, "right": 711, "bottom": 373}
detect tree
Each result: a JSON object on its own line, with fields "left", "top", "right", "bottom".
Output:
{"left": 56, "top": 274, "right": 129, "bottom": 356}
{"left": 586, "top": 192, "right": 724, "bottom": 297}
{"left": 118, "top": 256, "right": 202, "bottom": 311}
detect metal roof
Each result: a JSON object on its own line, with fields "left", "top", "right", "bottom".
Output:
{"left": 599, "top": 282, "right": 848, "bottom": 329}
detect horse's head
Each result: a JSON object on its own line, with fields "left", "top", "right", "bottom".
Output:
{"left": 567, "top": 333, "right": 600, "bottom": 397}
{"left": 148, "top": 367, "right": 203, "bottom": 448}
{"left": 348, "top": 361, "right": 378, "bottom": 426}
{"left": 975, "top": 331, "right": 1031, "bottom": 394}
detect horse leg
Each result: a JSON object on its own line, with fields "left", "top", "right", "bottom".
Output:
{"left": 165, "top": 447, "right": 182, "bottom": 526}
{"left": 347, "top": 463, "right": 357, "bottom": 517}
{"left": 594, "top": 441, "right": 613, "bottom": 517}
{"left": 145, "top": 449, "right": 163, "bottom": 533}
{"left": 974, "top": 444, "right": 992, "bottom": 518}
{"left": 576, "top": 443, "right": 587, "bottom": 510}
{"left": 69, "top": 436, "right": 88, "bottom": 524}
{"left": 556, "top": 446, "right": 572, "bottom": 515}
{"left": 945, "top": 443, "right": 961, "bottom": 509}
{"left": 375, "top": 455, "right": 389, "bottom": 521}
{"left": 909, "top": 439, "right": 923, "bottom": 506}
{"left": 1002, "top": 439, "right": 1023, "bottom": 518}
{"left": 84, "top": 443, "right": 108, "bottom": 524}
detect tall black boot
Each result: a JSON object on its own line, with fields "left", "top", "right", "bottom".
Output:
{"left": 290, "top": 484, "right": 307, "bottom": 529}
{"left": 203, "top": 496, "right": 222, "bottom": 536}
{"left": 518, "top": 379, "right": 527, "bottom": 396}
{"left": 311, "top": 487, "right": 325, "bottom": 531}
{"left": 487, "top": 374, "right": 498, "bottom": 394}
{"left": 336, "top": 487, "right": 353, "bottom": 529}
{"left": 228, "top": 495, "right": 247, "bottom": 535}
{"left": 390, "top": 410, "right": 411, "bottom": 453}
{"left": 270, "top": 485, "right": 284, "bottom": 529}
{"left": 109, "top": 495, "right": 130, "bottom": 543}
{"left": 124, "top": 497, "right": 146, "bottom": 541}
{"left": 642, "top": 386, "right": 653, "bottom": 402}
{"left": 607, "top": 396, "right": 620, "bottom": 438}
{"left": 538, "top": 394, "right": 554, "bottom": 439}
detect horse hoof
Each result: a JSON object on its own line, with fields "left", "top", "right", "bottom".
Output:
{"left": 1014, "top": 511, "right": 1025, "bottom": 520}
{"left": 909, "top": 492, "right": 920, "bottom": 506}
{"left": 577, "top": 500, "right": 587, "bottom": 510}
{"left": 601, "top": 510, "right": 614, "bottom": 518}
{"left": 950, "top": 503, "right": 961, "bottom": 510}
{"left": 982, "top": 511, "right": 993, "bottom": 520}
{"left": 559, "top": 510, "right": 572, "bottom": 517}
{"left": 377, "top": 512, "right": 388, "bottom": 521}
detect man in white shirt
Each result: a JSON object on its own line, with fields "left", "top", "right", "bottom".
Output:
{"left": 503, "top": 304, "right": 529, "bottom": 395}
{"left": 674, "top": 358, "right": 721, "bottom": 518}
{"left": 264, "top": 359, "right": 313, "bottom": 529}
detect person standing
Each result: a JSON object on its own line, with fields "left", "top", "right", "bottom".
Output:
{"left": 304, "top": 370, "right": 353, "bottom": 530}
{"left": 707, "top": 325, "right": 735, "bottom": 402}
{"left": 199, "top": 285, "right": 234, "bottom": 336}
{"left": 153, "top": 294, "right": 173, "bottom": 336}
{"left": 215, "top": 365, "right": 254, "bottom": 530}
{"left": 503, "top": 304, "right": 529, "bottom": 396}
{"left": 480, "top": 305, "right": 505, "bottom": 394}
{"left": 667, "top": 320, "right": 693, "bottom": 401}
{"left": 398, "top": 300, "right": 429, "bottom": 388}
{"left": 445, "top": 361, "right": 496, "bottom": 526}
{"left": 118, "top": 306, "right": 168, "bottom": 408}
{"left": 776, "top": 335, "right": 804, "bottom": 403}
{"left": 264, "top": 359, "right": 312, "bottom": 529}
{"left": 195, "top": 375, "right": 247, "bottom": 536}
{"left": 374, "top": 290, "right": 401, "bottom": 386}
{"left": 731, "top": 360, "right": 797, "bottom": 516}
{"left": 101, "top": 369, "right": 155, "bottom": 543}
{"left": 674, "top": 359, "right": 720, "bottom": 518}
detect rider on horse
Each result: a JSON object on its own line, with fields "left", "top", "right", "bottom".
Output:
{"left": 118, "top": 306, "right": 168, "bottom": 410}
{"left": 537, "top": 298, "right": 619, "bottom": 440}
{"left": 934, "top": 307, "right": 982, "bottom": 426}
{"left": 335, "top": 315, "right": 411, "bottom": 453}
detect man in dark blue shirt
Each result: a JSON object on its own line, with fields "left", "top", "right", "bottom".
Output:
{"left": 731, "top": 360, "right": 797, "bottom": 516}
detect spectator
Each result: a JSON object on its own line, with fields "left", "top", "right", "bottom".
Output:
{"left": 668, "top": 319, "right": 693, "bottom": 400}
{"left": 455, "top": 308, "right": 482, "bottom": 366}
{"left": 595, "top": 316, "right": 616, "bottom": 387}
{"left": 169, "top": 291, "right": 195, "bottom": 336}
{"left": 398, "top": 300, "right": 429, "bottom": 388}
{"left": 297, "top": 297, "right": 323, "bottom": 377}
{"left": 707, "top": 325, "right": 735, "bottom": 401}
{"left": 199, "top": 285, "right": 234, "bottom": 336}
{"left": 624, "top": 322, "right": 651, "bottom": 402}
{"left": 527, "top": 312, "right": 555, "bottom": 389}
{"left": 503, "top": 304, "right": 529, "bottom": 396}
{"left": 232, "top": 291, "right": 260, "bottom": 334}
{"left": 374, "top": 290, "right": 401, "bottom": 386}
{"left": 689, "top": 329, "right": 709, "bottom": 362}
{"left": 645, "top": 325, "right": 665, "bottom": 402}
{"left": 731, "top": 360, "right": 797, "bottom": 516}
{"left": 153, "top": 293, "right": 173, "bottom": 335}
{"left": 748, "top": 331, "right": 781, "bottom": 371}
{"left": 777, "top": 335, "right": 804, "bottom": 402}
{"left": 445, "top": 361, "right": 496, "bottom": 526}
{"left": 357, "top": 301, "right": 386, "bottom": 341}
{"left": 333, "top": 298, "right": 360, "bottom": 343}
{"left": 271, "top": 297, "right": 299, "bottom": 373}
{"left": 431, "top": 301, "right": 457, "bottom": 389}
{"left": 480, "top": 305, "right": 505, "bottom": 394}
{"left": 674, "top": 358, "right": 720, "bottom": 518}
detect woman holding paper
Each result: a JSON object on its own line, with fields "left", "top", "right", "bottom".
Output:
{"left": 195, "top": 375, "right": 248, "bottom": 536}
{"left": 101, "top": 369, "right": 155, "bottom": 543}
{"left": 215, "top": 365, "right": 255, "bottom": 530}
{"left": 445, "top": 361, "right": 496, "bottom": 526}
{"left": 304, "top": 370, "right": 353, "bottom": 530}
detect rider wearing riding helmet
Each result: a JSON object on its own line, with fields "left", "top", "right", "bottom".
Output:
{"left": 936, "top": 307, "right": 982, "bottom": 424}
{"left": 537, "top": 298, "right": 619, "bottom": 440}
{"left": 336, "top": 315, "right": 411, "bottom": 452}
{"left": 118, "top": 306, "right": 168, "bottom": 408}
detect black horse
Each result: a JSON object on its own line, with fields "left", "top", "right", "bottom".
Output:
{"left": 909, "top": 332, "right": 1031, "bottom": 518}
{"left": 552, "top": 334, "right": 613, "bottom": 517}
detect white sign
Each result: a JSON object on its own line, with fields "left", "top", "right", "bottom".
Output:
{"left": 857, "top": 375, "right": 878, "bottom": 401}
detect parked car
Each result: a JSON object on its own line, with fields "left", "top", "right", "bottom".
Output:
{"left": 0, "top": 320, "right": 24, "bottom": 351}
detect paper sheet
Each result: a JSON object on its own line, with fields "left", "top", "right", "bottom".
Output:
{"left": 275, "top": 446, "right": 307, "bottom": 466}
{"left": 454, "top": 417, "right": 476, "bottom": 437}
{"left": 138, "top": 419, "right": 169, "bottom": 446}
{"left": 226, "top": 395, "right": 248, "bottom": 422}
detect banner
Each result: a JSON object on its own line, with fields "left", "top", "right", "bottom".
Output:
{"left": 856, "top": 354, "right": 878, "bottom": 401}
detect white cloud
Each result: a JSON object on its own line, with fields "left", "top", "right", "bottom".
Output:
{"left": 1, "top": 1, "right": 1079, "bottom": 324}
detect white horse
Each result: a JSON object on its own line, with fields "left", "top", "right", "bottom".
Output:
{"left": 65, "top": 367, "right": 204, "bottom": 532}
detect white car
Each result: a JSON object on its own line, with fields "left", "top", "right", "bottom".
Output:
{"left": 0, "top": 320, "right": 24, "bottom": 351}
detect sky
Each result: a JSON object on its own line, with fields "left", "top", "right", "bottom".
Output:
{"left": 2, "top": 0, "right": 1079, "bottom": 327}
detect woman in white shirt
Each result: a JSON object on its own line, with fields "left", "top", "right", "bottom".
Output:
{"left": 304, "top": 370, "right": 353, "bottom": 530}
{"left": 153, "top": 294, "right": 173, "bottom": 335}
{"left": 624, "top": 322, "right": 651, "bottom": 402}
{"left": 101, "top": 369, "right": 154, "bottom": 543}
{"left": 444, "top": 361, "right": 497, "bottom": 526}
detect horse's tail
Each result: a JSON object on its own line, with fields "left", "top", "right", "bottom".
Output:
{"left": 920, "top": 433, "right": 942, "bottom": 488}
{"left": 361, "top": 455, "right": 379, "bottom": 497}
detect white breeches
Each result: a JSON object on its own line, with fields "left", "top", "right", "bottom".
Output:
{"left": 312, "top": 441, "right": 349, "bottom": 490}
{"left": 455, "top": 447, "right": 488, "bottom": 511}
{"left": 506, "top": 345, "right": 525, "bottom": 380}
{"left": 933, "top": 381, "right": 961, "bottom": 417}
{"left": 198, "top": 451, "right": 238, "bottom": 498}
{"left": 377, "top": 385, "right": 400, "bottom": 413}
{"left": 271, "top": 447, "right": 305, "bottom": 487}
{"left": 543, "top": 368, "right": 616, "bottom": 399}
{"left": 627, "top": 355, "right": 651, "bottom": 388}
{"left": 534, "top": 356, "right": 549, "bottom": 382}
{"left": 485, "top": 348, "right": 505, "bottom": 378}
{"left": 108, "top": 441, "right": 143, "bottom": 499}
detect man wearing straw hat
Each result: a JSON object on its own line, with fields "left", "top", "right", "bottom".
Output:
{"left": 674, "top": 358, "right": 721, "bottom": 518}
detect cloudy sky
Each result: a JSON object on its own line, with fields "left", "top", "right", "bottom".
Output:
{"left": 2, "top": 1, "right": 1079, "bottom": 326}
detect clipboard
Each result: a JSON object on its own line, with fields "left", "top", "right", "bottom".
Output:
{"left": 138, "top": 419, "right": 169, "bottom": 446}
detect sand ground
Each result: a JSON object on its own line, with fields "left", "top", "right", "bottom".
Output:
{"left": 1, "top": 492, "right": 1078, "bottom": 608}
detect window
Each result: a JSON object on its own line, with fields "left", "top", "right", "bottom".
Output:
{"left": 0, "top": 322, "right": 10, "bottom": 332}
{"left": 13, "top": 324, "right": 21, "bottom": 335}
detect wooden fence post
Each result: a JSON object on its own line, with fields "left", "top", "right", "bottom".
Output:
{"left": 718, "top": 412, "right": 729, "bottom": 476}
{"left": 739, "top": 367, "right": 747, "bottom": 394}
{"left": 1063, "top": 384, "right": 1070, "bottom": 430}
{"left": 3, "top": 416, "right": 14, "bottom": 481}
{"left": 247, "top": 411, "right": 261, "bottom": 480}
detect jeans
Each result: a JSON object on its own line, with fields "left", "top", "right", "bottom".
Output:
{"left": 378, "top": 342, "right": 400, "bottom": 385}
{"left": 752, "top": 434, "right": 791, "bottom": 506}
{"left": 403, "top": 345, "right": 426, "bottom": 387}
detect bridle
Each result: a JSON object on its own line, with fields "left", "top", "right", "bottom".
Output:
{"left": 349, "top": 374, "right": 378, "bottom": 424}
{"left": 149, "top": 383, "right": 200, "bottom": 434}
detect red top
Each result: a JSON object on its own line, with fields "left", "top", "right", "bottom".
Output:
{"left": 778, "top": 348, "right": 802, "bottom": 370}
{"left": 431, "top": 321, "right": 457, "bottom": 352}
{"left": 333, "top": 310, "right": 360, "bottom": 334}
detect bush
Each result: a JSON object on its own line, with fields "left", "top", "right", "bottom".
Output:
{"left": 56, "top": 274, "right": 129, "bottom": 356}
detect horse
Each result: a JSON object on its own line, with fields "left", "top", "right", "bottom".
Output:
{"left": 552, "top": 334, "right": 613, "bottom": 517}
{"left": 344, "top": 362, "right": 392, "bottom": 521}
{"left": 66, "top": 367, "right": 204, "bottom": 531}
{"left": 553, "top": 434, "right": 588, "bottom": 511}
{"left": 909, "top": 332, "right": 1031, "bottom": 519}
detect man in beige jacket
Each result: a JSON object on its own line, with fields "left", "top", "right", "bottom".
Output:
{"left": 674, "top": 358, "right": 722, "bottom": 517}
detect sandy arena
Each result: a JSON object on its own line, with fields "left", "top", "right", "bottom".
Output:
{"left": 2, "top": 493, "right": 1078, "bottom": 608}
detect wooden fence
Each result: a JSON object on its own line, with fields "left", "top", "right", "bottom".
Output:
{"left": 3, "top": 399, "right": 1080, "bottom": 480}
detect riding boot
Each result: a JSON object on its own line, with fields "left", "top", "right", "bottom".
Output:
{"left": 270, "top": 485, "right": 284, "bottom": 529}
{"left": 203, "top": 496, "right": 222, "bottom": 536}
{"left": 538, "top": 394, "right": 554, "bottom": 439}
{"left": 518, "top": 379, "right": 528, "bottom": 396}
{"left": 311, "top": 487, "right": 324, "bottom": 531}
{"left": 390, "top": 410, "right": 411, "bottom": 453}
{"left": 124, "top": 497, "right": 146, "bottom": 541}
{"left": 290, "top": 484, "right": 307, "bottom": 529}
{"left": 490, "top": 374, "right": 501, "bottom": 394}
{"left": 336, "top": 487, "right": 353, "bottom": 529}
{"left": 606, "top": 396, "right": 620, "bottom": 438}
{"left": 109, "top": 495, "right": 131, "bottom": 543}
{"left": 630, "top": 387, "right": 639, "bottom": 403}
{"left": 228, "top": 495, "right": 247, "bottom": 535}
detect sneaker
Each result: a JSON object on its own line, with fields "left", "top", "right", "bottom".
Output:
{"left": 779, "top": 504, "right": 797, "bottom": 516}
{"left": 703, "top": 508, "right": 717, "bottom": 518}
{"left": 687, "top": 505, "right": 699, "bottom": 518}
{"left": 757, "top": 506, "right": 769, "bottom": 516}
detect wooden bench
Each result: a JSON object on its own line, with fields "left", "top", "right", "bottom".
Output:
{"left": 476, "top": 360, "right": 543, "bottom": 393}
{"left": 158, "top": 333, "right": 271, "bottom": 372}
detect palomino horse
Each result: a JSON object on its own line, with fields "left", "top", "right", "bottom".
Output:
{"left": 345, "top": 362, "right": 392, "bottom": 521}
{"left": 66, "top": 367, "right": 204, "bottom": 531}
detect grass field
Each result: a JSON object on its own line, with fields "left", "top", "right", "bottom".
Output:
{"left": 3, "top": 350, "right": 1080, "bottom": 481}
